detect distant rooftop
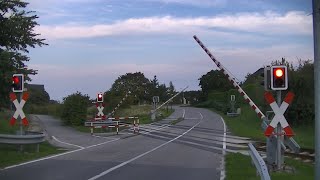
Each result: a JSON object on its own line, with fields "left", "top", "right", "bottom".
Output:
{"left": 25, "top": 84, "right": 45, "bottom": 92}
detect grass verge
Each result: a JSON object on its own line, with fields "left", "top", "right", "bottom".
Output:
{"left": 0, "top": 110, "right": 20, "bottom": 134}
{"left": 0, "top": 142, "right": 64, "bottom": 169}
{"left": 226, "top": 153, "right": 314, "bottom": 180}
{"left": 209, "top": 106, "right": 314, "bottom": 149}
{"left": 0, "top": 110, "right": 65, "bottom": 168}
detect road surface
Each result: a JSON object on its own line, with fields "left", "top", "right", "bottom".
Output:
{"left": 0, "top": 106, "right": 251, "bottom": 180}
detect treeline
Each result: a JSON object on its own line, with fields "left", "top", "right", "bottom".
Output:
{"left": 197, "top": 58, "right": 314, "bottom": 126}
{"left": 22, "top": 72, "right": 184, "bottom": 126}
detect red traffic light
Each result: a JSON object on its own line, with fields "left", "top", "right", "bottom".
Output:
{"left": 12, "top": 74, "right": 24, "bottom": 92}
{"left": 97, "top": 93, "right": 103, "bottom": 102}
{"left": 274, "top": 68, "right": 284, "bottom": 78}
{"left": 271, "top": 66, "right": 288, "bottom": 90}
{"left": 12, "top": 76, "right": 19, "bottom": 84}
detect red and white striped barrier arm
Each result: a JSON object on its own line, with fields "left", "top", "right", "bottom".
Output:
{"left": 108, "top": 116, "right": 139, "bottom": 120}
{"left": 264, "top": 92, "right": 294, "bottom": 137}
{"left": 193, "top": 35, "right": 265, "bottom": 119}
{"left": 110, "top": 91, "right": 131, "bottom": 116}
{"left": 10, "top": 92, "right": 29, "bottom": 126}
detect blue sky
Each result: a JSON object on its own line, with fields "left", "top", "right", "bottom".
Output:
{"left": 25, "top": 0, "right": 313, "bottom": 101}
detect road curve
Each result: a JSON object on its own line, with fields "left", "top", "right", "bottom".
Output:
{"left": 0, "top": 106, "right": 250, "bottom": 180}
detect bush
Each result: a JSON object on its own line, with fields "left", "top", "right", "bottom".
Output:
{"left": 61, "top": 92, "right": 90, "bottom": 126}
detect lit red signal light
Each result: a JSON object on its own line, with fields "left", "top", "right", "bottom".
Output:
{"left": 275, "top": 69, "right": 284, "bottom": 77}
{"left": 13, "top": 76, "right": 19, "bottom": 84}
{"left": 271, "top": 66, "right": 288, "bottom": 90}
{"left": 97, "top": 93, "right": 103, "bottom": 102}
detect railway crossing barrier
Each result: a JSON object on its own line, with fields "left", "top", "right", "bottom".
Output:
{"left": 108, "top": 91, "right": 131, "bottom": 117}
{"left": 85, "top": 117, "right": 139, "bottom": 135}
{"left": 193, "top": 35, "right": 300, "bottom": 172}
{"left": 150, "top": 86, "right": 188, "bottom": 121}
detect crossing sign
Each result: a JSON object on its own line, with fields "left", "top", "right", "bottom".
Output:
{"left": 10, "top": 92, "right": 29, "bottom": 126}
{"left": 95, "top": 103, "right": 106, "bottom": 120}
{"left": 264, "top": 91, "right": 294, "bottom": 137}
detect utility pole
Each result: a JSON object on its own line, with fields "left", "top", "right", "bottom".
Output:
{"left": 313, "top": 0, "right": 320, "bottom": 179}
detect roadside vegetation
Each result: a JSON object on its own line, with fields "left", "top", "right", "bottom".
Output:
{"left": 226, "top": 153, "right": 314, "bottom": 180}
{"left": 0, "top": 142, "right": 64, "bottom": 169}
{"left": 196, "top": 58, "right": 315, "bottom": 149}
{"left": 194, "top": 58, "right": 315, "bottom": 179}
{"left": 0, "top": 110, "right": 63, "bottom": 169}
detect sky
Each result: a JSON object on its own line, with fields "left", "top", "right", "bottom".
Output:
{"left": 24, "top": 0, "right": 313, "bottom": 101}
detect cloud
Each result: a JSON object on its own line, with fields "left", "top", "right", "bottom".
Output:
{"left": 34, "top": 11, "right": 312, "bottom": 40}
{"left": 142, "top": 0, "right": 227, "bottom": 7}
{"left": 29, "top": 41, "right": 312, "bottom": 100}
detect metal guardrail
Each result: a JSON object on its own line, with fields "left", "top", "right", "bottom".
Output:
{"left": 248, "top": 143, "right": 271, "bottom": 180}
{"left": 0, "top": 132, "right": 45, "bottom": 145}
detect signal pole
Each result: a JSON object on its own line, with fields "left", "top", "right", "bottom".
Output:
{"left": 313, "top": 0, "right": 320, "bottom": 179}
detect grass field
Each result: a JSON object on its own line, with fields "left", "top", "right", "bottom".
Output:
{"left": 0, "top": 110, "right": 20, "bottom": 134}
{"left": 210, "top": 106, "right": 315, "bottom": 149}
{"left": 0, "top": 142, "right": 64, "bottom": 168}
{"left": 114, "top": 104, "right": 174, "bottom": 124}
{"left": 0, "top": 110, "right": 65, "bottom": 168}
{"left": 208, "top": 105, "right": 315, "bottom": 179}
{"left": 226, "top": 153, "right": 314, "bottom": 180}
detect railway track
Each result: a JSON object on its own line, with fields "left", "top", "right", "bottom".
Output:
{"left": 254, "top": 142, "right": 315, "bottom": 163}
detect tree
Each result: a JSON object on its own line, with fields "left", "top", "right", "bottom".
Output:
{"left": 110, "top": 72, "right": 150, "bottom": 104}
{"left": 61, "top": 92, "right": 90, "bottom": 126}
{"left": 199, "top": 69, "right": 234, "bottom": 99}
{"left": 0, "top": 0, "right": 47, "bottom": 108}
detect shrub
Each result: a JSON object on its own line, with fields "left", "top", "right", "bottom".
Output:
{"left": 60, "top": 92, "right": 90, "bottom": 126}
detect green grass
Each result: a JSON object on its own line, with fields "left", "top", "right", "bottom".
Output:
{"left": 210, "top": 106, "right": 266, "bottom": 141}
{"left": 0, "top": 110, "right": 21, "bottom": 134}
{"left": 210, "top": 106, "right": 315, "bottom": 149}
{"left": 0, "top": 110, "right": 65, "bottom": 168}
{"left": 291, "top": 125, "right": 314, "bottom": 149}
{"left": 0, "top": 142, "right": 64, "bottom": 169}
{"left": 115, "top": 105, "right": 174, "bottom": 124}
{"left": 226, "top": 153, "right": 314, "bottom": 180}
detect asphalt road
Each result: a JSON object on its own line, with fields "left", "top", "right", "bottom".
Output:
{"left": 0, "top": 106, "right": 251, "bottom": 180}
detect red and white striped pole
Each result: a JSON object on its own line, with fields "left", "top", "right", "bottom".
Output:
{"left": 110, "top": 91, "right": 131, "bottom": 116}
{"left": 193, "top": 35, "right": 265, "bottom": 120}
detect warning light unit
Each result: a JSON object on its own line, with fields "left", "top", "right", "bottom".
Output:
{"left": 271, "top": 66, "right": 288, "bottom": 90}
{"left": 97, "top": 92, "right": 104, "bottom": 102}
{"left": 12, "top": 74, "right": 24, "bottom": 93}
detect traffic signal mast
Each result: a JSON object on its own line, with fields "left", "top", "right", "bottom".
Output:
{"left": 12, "top": 74, "right": 24, "bottom": 93}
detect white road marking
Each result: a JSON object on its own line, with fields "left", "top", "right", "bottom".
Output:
{"left": 86, "top": 138, "right": 120, "bottom": 148}
{"left": 88, "top": 112, "right": 204, "bottom": 180}
{"left": 138, "top": 124, "right": 169, "bottom": 135}
{"left": 3, "top": 138, "right": 120, "bottom": 170}
{"left": 220, "top": 117, "right": 227, "bottom": 180}
{"left": 182, "top": 109, "right": 186, "bottom": 118}
{"left": 52, "top": 136, "right": 85, "bottom": 149}
{"left": 3, "top": 149, "right": 84, "bottom": 170}
{"left": 91, "top": 134, "right": 118, "bottom": 140}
